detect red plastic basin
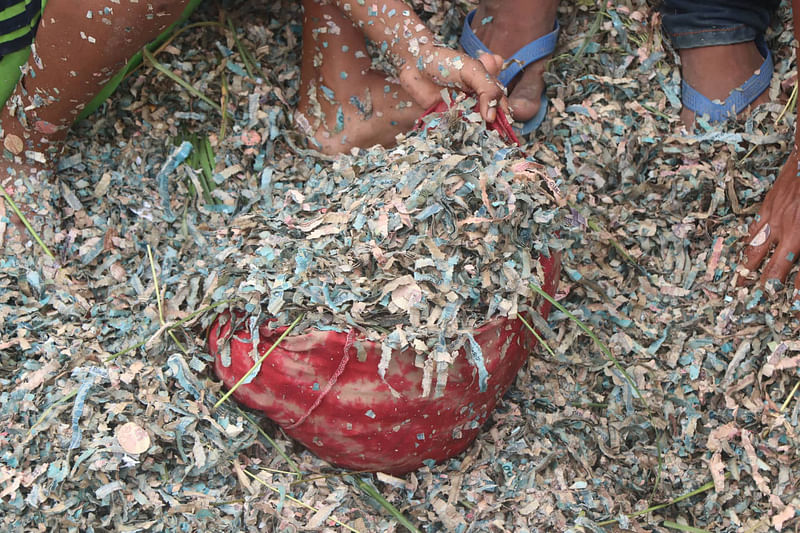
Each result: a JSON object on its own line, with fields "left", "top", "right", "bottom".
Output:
{"left": 209, "top": 252, "right": 560, "bottom": 475}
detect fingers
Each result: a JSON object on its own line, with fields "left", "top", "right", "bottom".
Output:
{"left": 476, "top": 52, "right": 508, "bottom": 122}
{"left": 760, "top": 237, "right": 800, "bottom": 285}
{"left": 795, "top": 272, "right": 800, "bottom": 308}
{"left": 477, "top": 52, "right": 504, "bottom": 78}
{"left": 456, "top": 55, "right": 507, "bottom": 123}
{"left": 409, "top": 47, "right": 506, "bottom": 123}
{"left": 742, "top": 218, "right": 774, "bottom": 278}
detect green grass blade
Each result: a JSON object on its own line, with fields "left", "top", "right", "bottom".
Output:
{"left": 573, "top": 10, "right": 604, "bottom": 63}
{"left": 775, "top": 79, "right": 798, "bottom": 126}
{"left": 143, "top": 47, "right": 222, "bottom": 113}
{"left": 28, "top": 389, "right": 78, "bottom": 435}
{"left": 662, "top": 522, "right": 711, "bottom": 533}
{"left": 529, "top": 282, "right": 664, "bottom": 492}
{"left": 214, "top": 314, "right": 304, "bottom": 408}
{"left": 518, "top": 314, "right": 556, "bottom": 358}
{"left": 781, "top": 378, "right": 800, "bottom": 412}
{"left": 147, "top": 245, "right": 166, "bottom": 325}
{"left": 176, "top": 132, "right": 216, "bottom": 204}
{"left": 184, "top": 138, "right": 200, "bottom": 198}
{"left": 236, "top": 406, "right": 302, "bottom": 476}
{"left": 201, "top": 136, "right": 216, "bottom": 190}
{"left": 194, "top": 136, "right": 215, "bottom": 204}
{"left": 529, "top": 283, "right": 643, "bottom": 400}
{"left": 225, "top": 17, "right": 270, "bottom": 82}
{"left": 1, "top": 189, "right": 55, "bottom": 259}
{"left": 220, "top": 66, "right": 230, "bottom": 139}
{"left": 147, "top": 244, "right": 191, "bottom": 355}
{"left": 581, "top": 213, "right": 638, "bottom": 267}
{"left": 352, "top": 476, "right": 421, "bottom": 533}
{"left": 199, "top": 136, "right": 217, "bottom": 203}
{"left": 104, "top": 299, "right": 232, "bottom": 363}
{"left": 595, "top": 475, "right": 725, "bottom": 526}
{"left": 226, "top": 18, "right": 256, "bottom": 79}
{"left": 105, "top": 339, "right": 148, "bottom": 363}
{"left": 244, "top": 470, "right": 362, "bottom": 532}
{"left": 168, "top": 299, "right": 233, "bottom": 331}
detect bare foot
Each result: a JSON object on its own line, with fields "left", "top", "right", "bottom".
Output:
{"left": 297, "top": 0, "right": 428, "bottom": 154}
{"left": 298, "top": 0, "right": 507, "bottom": 154}
{"left": 468, "top": 0, "right": 559, "bottom": 124}
{"left": 2, "top": 0, "right": 190, "bottom": 253}
{"left": 1, "top": 108, "right": 59, "bottom": 255}
{"left": 1, "top": 172, "right": 58, "bottom": 256}
{"left": 679, "top": 41, "right": 770, "bottom": 125}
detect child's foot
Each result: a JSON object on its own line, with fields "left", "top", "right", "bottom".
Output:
{"left": 1, "top": 0, "right": 190, "bottom": 253}
{"left": 297, "top": 0, "right": 430, "bottom": 154}
{"left": 298, "top": 0, "right": 507, "bottom": 154}
{"left": 1, "top": 91, "right": 62, "bottom": 255}
{"left": 467, "top": 0, "right": 559, "bottom": 124}
{"left": 678, "top": 41, "right": 770, "bottom": 125}
{"left": 1, "top": 161, "right": 58, "bottom": 257}
{"left": 296, "top": 75, "right": 426, "bottom": 155}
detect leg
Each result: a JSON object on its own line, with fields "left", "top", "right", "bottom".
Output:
{"left": 1, "top": 0, "right": 188, "bottom": 249}
{"left": 2, "top": 0, "right": 190, "bottom": 169}
{"left": 661, "top": 0, "right": 780, "bottom": 124}
{"left": 465, "top": 0, "right": 559, "bottom": 125}
{"left": 740, "top": 0, "right": 800, "bottom": 301}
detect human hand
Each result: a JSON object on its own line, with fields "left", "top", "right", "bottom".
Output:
{"left": 396, "top": 46, "right": 508, "bottom": 123}
{"left": 741, "top": 149, "right": 800, "bottom": 302}
{"left": 330, "top": 0, "right": 508, "bottom": 123}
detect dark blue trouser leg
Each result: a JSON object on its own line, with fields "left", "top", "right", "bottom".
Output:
{"left": 661, "top": 0, "right": 780, "bottom": 49}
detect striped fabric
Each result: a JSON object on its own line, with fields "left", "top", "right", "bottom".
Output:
{"left": 0, "top": 0, "right": 41, "bottom": 58}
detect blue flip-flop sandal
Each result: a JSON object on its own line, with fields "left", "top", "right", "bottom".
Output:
{"left": 460, "top": 9, "right": 559, "bottom": 135}
{"left": 681, "top": 37, "right": 773, "bottom": 122}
